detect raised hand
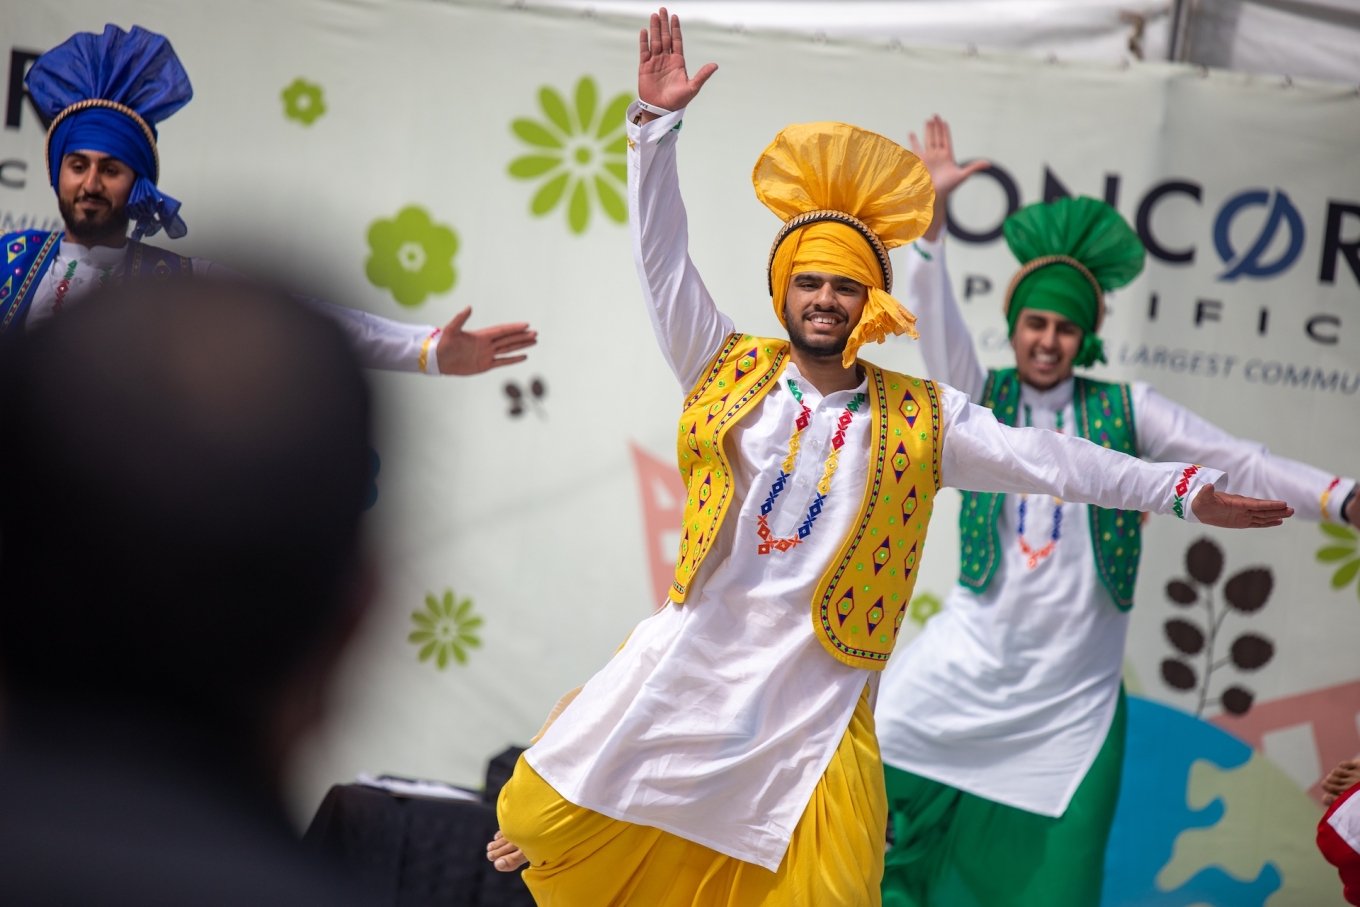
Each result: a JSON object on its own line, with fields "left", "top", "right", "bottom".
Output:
{"left": 909, "top": 115, "right": 989, "bottom": 241}
{"left": 435, "top": 306, "right": 538, "bottom": 376}
{"left": 1190, "top": 484, "right": 1294, "bottom": 528}
{"left": 638, "top": 7, "right": 717, "bottom": 119}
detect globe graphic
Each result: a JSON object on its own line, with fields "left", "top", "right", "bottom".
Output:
{"left": 1101, "top": 696, "right": 1342, "bottom": 906}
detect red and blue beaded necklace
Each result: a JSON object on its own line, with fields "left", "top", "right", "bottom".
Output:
{"left": 756, "top": 380, "right": 866, "bottom": 555}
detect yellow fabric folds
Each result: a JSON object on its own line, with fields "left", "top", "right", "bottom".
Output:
{"left": 498, "top": 684, "right": 887, "bottom": 907}
{"left": 754, "top": 122, "right": 934, "bottom": 367}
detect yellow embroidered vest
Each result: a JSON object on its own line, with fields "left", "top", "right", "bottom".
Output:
{"left": 672, "top": 332, "right": 942, "bottom": 671}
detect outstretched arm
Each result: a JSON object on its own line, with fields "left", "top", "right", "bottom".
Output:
{"left": 903, "top": 116, "right": 989, "bottom": 399}
{"left": 1134, "top": 383, "right": 1358, "bottom": 525}
{"left": 628, "top": 8, "right": 731, "bottom": 391}
{"left": 939, "top": 388, "right": 1293, "bottom": 528}
{"left": 197, "top": 261, "right": 536, "bottom": 375}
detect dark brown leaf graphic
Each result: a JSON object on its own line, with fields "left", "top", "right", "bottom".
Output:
{"left": 1161, "top": 658, "right": 1197, "bottom": 690}
{"left": 1164, "top": 619, "right": 1206, "bottom": 655}
{"left": 1166, "top": 580, "right": 1198, "bottom": 605}
{"left": 1186, "top": 538, "right": 1224, "bottom": 585}
{"left": 1223, "top": 568, "right": 1273, "bottom": 613}
{"left": 1221, "top": 686, "right": 1255, "bottom": 715}
{"left": 1229, "top": 633, "right": 1275, "bottom": 670}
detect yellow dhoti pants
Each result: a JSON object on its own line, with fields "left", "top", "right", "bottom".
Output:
{"left": 497, "top": 686, "right": 886, "bottom": 907}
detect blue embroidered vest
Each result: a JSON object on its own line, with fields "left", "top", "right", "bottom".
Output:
{"left": 957, "top": 368, "right": 1143, "bottom": 610}
{"left": 0, "top": 231, "right": 191, "bottom": 333}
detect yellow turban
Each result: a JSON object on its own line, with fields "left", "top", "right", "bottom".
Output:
{"left": 753, "top": 122, "right": 935, "bottom": 367}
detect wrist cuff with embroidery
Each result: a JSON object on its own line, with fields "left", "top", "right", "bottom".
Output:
{"left": 1172, "top": 465, "right": 1212, "bottom": 521}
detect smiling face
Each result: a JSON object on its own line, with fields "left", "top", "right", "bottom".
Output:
{"left": 1011, "top": 308, "right": 1082, "bottom": 390}
{"left": 783, "top": 271, "right": 868, "bottom": 360}
{"left": 57, "top": 150, "right": 134, "bottom": 246}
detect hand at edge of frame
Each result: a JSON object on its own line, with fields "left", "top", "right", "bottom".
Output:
{"left": 1190, "top": 483, "right": 1293, "bottom": 529}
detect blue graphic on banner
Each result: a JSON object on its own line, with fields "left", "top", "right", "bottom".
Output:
{"left": 1215, "top": 189, "right": 1305, "bottom": 281}
{"left": 1101, "top": 697, "right": 1281, "bottom": 907}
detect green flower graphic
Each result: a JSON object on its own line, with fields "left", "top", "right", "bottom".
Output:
{"left": 509, "top": 76, "right": 630, "bottom": 235}
{"left": 365, "top": 206, "right": 458, "bottom": 307}
{"left": 409, "top": 589, "right": 483, "bottom": 669}
{"left": 281, "top": 78, "right": 326, "bottom": 126}
{"left": 1317, "top": 523, "right": 1360, "bottom": 598}
{"left": 909, "top": 592, "right": 942, "bottom": 626}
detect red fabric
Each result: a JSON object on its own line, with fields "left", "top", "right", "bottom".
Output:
{"left": 1318, "top": 783, "right": 1360, "bottom": 906}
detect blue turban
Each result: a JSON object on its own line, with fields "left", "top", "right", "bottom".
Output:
{"left": 26, "top": 24, "right": 193, "bottom": 240}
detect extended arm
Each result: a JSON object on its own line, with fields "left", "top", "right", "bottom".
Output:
{"left": 195, "top": 261, "right": 536, "bottom": 374}
{"left": 939, "top": 388, "right": 1292, "bottom": 527}
{"left": 628, "top": 9, "right": 729, "bottom": 391}
{"left": 903, "top": 116, "right": 990, "bottom": 399}
{"left": 1134, "top": 383, "right": 1358, "bottom": 525}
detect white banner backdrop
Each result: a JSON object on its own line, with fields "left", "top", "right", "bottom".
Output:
{"left": 4, "top": 2, "right": 1359, "bottom": 903}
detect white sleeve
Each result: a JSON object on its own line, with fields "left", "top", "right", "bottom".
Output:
{"left": 193, "top": 259, "right": 441, "bottom": 374}
{"left": 1132, "top": 382, "right": 1356, "bottom": 522}
{"left": 937, "top": 385, "right": 1223, "bottom": 522}
{"left": 904, "top": 236, "right": 987, "bottom": 401}
{"left": 627, "top": 103, "right": 735, "bottom": 392}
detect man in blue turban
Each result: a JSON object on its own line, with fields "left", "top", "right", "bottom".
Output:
{"left": 2, "top": 24, "right": 536, "bottom": 375}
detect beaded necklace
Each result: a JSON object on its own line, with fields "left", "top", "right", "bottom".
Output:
{"left": 1017, "top": 403, "right": 1064, "bottom": 569}
{"left": 756, "top": 379, "right": 866, "bottom": 555}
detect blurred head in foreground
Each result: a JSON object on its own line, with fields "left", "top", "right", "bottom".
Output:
{"left": 0, "top": 277, "right": 373, "bottom": 771}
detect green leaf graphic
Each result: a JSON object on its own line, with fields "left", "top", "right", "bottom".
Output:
{"left": 1333, "top": 558, "right": 1360, "bottom": 589}
{"left": 513, "top": 118, "right": 564, "bottom": 149}
{"left": 575, "top": 76, "right": 598, "bottom": 133}
{"left": 539, "top": 86, "right": 572, "bottom": 135}
{"left": 597, "top": 94, "right": 630, "bottom": 139}
{"left": 509, "top": 155, "right": 562, "bottom": 179}
{"left": 596, "top": 175, "right": 627, "bottom": 223}
{"left": 568, "top": 178, "right": 590, "bottom": 234}
{"left": 532, "top": 172, "right": 571, "bottom": 215}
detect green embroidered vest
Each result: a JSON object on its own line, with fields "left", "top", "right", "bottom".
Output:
{"left": 958, "top": 368, "right": 1142, "bottom": 610}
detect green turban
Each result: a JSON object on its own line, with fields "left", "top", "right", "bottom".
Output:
{"left": 1003, "top": 196, "right": 1145, "bottom": 368}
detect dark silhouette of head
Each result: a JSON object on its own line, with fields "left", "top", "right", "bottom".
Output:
{"left": 0, "top": 279, "right": 373, "bottom": 742}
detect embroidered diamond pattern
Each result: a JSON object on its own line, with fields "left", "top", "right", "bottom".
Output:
{"left": 836, "top": 588, "right": 854, "bottom": 626}
{"left": 705, "top": 394, "right": 729, "bottom": 424}
{"left": 873, "top": 537, "right": 891, "bottom": 574}
{"left": 866, "top": 598, "right": 884, "bottom": 634}
{"left": 892, "top": 442, "right": 910, "bottom": 482}
{"left": 734, "top": 349, "right": 757, "bottom": 381}
{"left": 899, "top": 389, "right": 920, "bottom": 428}
{"left": 902, "top": 486, "right": 918, "bottom": 523}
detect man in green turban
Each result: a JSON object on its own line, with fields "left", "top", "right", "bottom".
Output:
{"left": 873, "top": 115, "right": 1360, "bottom": 907}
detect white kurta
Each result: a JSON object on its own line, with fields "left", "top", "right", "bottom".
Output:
{"left": 25, "top": 239, "right": 443, "bottom": 373}
{"left": 876, "top": 236, "right": 1358, "bottom": 817}
{"left": 525, "top": 105, "right": 1222, "bottom": 871}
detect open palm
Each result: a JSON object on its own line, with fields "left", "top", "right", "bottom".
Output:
{"left": 909, "top": 115, "right": 989, "bottom": 198}
{"left": 1190, "top": 484, "right": 1293, "bottom": 529}
{"left": 910, "top": 115, "right": 988, "bottom": 241}
{"left": 638, "top": 8, "right": 717, "bottom": 113}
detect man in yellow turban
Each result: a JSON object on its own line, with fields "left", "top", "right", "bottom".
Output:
{"left": 874, "top": 115, "right": 1360, "bottom": 907}
{"left": 487, "top": 13, "right": 1292, "bottom": 906}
